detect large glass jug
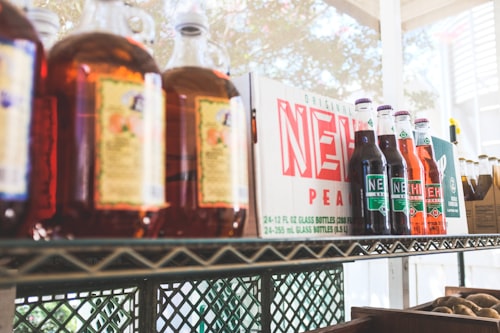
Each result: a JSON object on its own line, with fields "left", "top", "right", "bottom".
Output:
{"left": 40, "top": 0, "right": 165, "bottom": 239}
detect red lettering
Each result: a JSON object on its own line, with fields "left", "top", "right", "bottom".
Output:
{"left": 323, "top": 189, "right": 330, "bottom": 205}
{"left": 336, "top": 191, "right": 343, "bottom": 206}
{"left": 309, "top": 188, "right": 317, "bottom": 204}
{"left": 426, "top": 186, "right": 441, "bottom": 199}
{"left": 310, "top": 108, "right": 341, "bottom": 181}
{"left": 338, "top": 115, "right": 355, "bottom": 181}
{"left": 409, "top": 182, "right": 422, "bottom": 196}
{"left": 278, "top": 99, "right": 312, "bottom": 178}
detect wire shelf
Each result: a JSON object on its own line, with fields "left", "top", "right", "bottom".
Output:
{"left": 1, "top": 234, "right": 499, "bottom": 286}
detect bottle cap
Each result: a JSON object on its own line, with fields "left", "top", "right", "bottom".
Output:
{"left": 478, "top": 154, "right": 489, "bottom": 159}
{"left": 459, "top": 157, "right": 466, "bottom": 161}
{"left": 488, "top": 157, "right": 497, "bottom": 161}
{"left": 394, "top": 110, "right": 410, "bottom": 116}
{"left": 354, "top": 98, "right": 371, "bottom": 105}
{"left": 414, "top": 118, "right": 429, "bottom": 124}
{"left": 376, "top": 104, "right": 392, "bottom": 112}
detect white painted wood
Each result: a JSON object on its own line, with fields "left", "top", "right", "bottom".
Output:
{"left": 379, "top": 0, "right": 404, "bottom": 109}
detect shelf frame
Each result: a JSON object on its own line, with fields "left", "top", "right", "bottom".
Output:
{"left": 1, "top": 234, "right": 499, "bottom": 287}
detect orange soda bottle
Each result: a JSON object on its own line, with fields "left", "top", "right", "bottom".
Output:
{"left": 394, "top": 111, "right": 428, "bottom": 235}
{"left": 414, "top": 118, "right": 446, "bottom": 235}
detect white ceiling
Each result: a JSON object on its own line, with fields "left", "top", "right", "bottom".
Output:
{"left": 325, "top": 0, "right": 489, "bottom": 31}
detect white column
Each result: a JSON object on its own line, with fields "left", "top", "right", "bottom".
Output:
{"left": 380, "top": 0, "right": 410, "bottom": 309}
{"left": 494, "top": 0, "right": 500, "bottom": 98}
{"left": 380, "top": 0, "right": 405, "bottom": 109}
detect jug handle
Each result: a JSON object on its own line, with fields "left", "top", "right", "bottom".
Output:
{"left": 123, "top": 4, "right": 156, "bottom": 49}
{"left": 208, "top": 39, "right": 230, "bottom": 76}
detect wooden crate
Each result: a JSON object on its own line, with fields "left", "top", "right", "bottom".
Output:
{"left": 306, "top": 286, "right": 500, "bottom": 333}
{"left": 351, "top": 306, "right": 500, "bottom": 333}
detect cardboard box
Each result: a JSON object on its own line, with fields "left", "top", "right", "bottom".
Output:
{"left": 233, "top": 73, "right": 469, "bottom": 238}
{"left": 464, "top": 166, "right": 500, "bottom": 234}
{"left": 233, "top": 73, "right": 354, "bottom": 238}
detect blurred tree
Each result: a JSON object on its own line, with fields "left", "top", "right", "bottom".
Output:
{"left": 35, "top": 0, "right": 434, "bottom": 108}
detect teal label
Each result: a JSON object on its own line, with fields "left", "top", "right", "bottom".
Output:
{"left": 432, "top": 137, "right": 460, "bottom": 218}
{"left": 391, "top": 177, "right": 409, "bottom": 213}
{"left": 408, "top": 179, "right": 424, "bottom": 216}
{"left": 366, "top": 174, "right": 388, "bottom": 216}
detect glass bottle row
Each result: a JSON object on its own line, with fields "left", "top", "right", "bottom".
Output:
{"left": 0, "top": 0, "right": 248, "bottom": 239}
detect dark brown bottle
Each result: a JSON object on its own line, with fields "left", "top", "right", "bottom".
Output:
{"left": 415, "top": 118, "right": 446, "bottom": 235}
{"left": 45, "top": 2, "right": 165, "bottom": 238}
{"left": 155, "top": 10, "right": 249, "bottom": 237}
{"left": 467, "top": 159, "right": 478, "bottom": 196}
{"left": 349, "top": 98, "right": 390, "bottom": 235}
{"left": 0, "top": 1, "right": 46, "bottom": 238}
{"left": 459, "top": 157, "right": 475, "bottom": 201}
{"left": 475, "top": 154, "right": 492, "bottom": 200}
{"left": 376, "top": 105, "right": 410, "bottom": 235}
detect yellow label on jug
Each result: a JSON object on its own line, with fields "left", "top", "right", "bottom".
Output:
{"left": 0, "top": 39, "right": 35, "bottom": 200}
{"left": 95, "top": 75, "right": 165, "bottom": 210}
{"left": 196, "top": 96, "right": 248, "bottom": 208}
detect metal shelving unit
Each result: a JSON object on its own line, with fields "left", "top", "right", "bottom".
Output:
{"left": 1, "top": 234, "right": 500, "bottom": 286}
{"left": 2, "top": 234, "right": 500, "bottom": 333}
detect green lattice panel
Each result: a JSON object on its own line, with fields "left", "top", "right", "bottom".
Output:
{"left": 14, "top": 287, "right": 139, "bottom": 333}
{"left": 157, "top": 276, "right": 262, "bottom": 333}
{"left": 271, "top": 268, "right": 344, "bottom": 333}
{"left": 156, "top": 266, "right": 344, "bottom": 333}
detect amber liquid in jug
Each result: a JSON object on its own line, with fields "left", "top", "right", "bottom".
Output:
{"left": 158, "top": 67, "right": 247, "bottom": 238}
{"left": 46, "top": 32, "right": 164, "bottom": 238}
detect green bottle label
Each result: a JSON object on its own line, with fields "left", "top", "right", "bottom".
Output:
{"left": 391, "top": 177, "right": 409, "bottom": 213}
{"left": 366, "top": 174, "right": 388, "bottom": 216}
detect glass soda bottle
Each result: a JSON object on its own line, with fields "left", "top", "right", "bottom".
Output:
{"left": 466, "top": 159, "right": 478, "bottom": 196}
{"left": 459, "top": 157, "right": 475, "bottom": 201}
{"left": 156, "top": 6, "right": 249, "bottom": 237}
{"left": 376, "top": 105, "right": 410, "bottom": 235}
{"left": 414, "top": 118, "right": 446, "bottom": 235}
{"left": 348, "top": 98, "right": 390, "bottom": 235}
{"left": 475, "top": 154, "right": 492, "bottom": 200}
{"left": 45, "top": 0, "right": 165, "bottom": 238}
{"left": 394, "top": 111, "right": 428, "bottom": 235}
{"left": 0, "top": 1, "right": 47, "bottom": 238}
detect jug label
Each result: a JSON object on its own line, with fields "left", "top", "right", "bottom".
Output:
{"left": 94, "top": 75, "right": 165, "bottom": 210}
{"left": 196, "top": 96, "right": 249, "bottom": 208}
{"left": 0, "top": 39, "right": 36, "bottom": 200}
{"left": 365, "top": 174, "right": 388, "bottom": 215}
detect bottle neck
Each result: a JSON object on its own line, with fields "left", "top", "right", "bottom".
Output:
{"left": 478, "top": 157, "right": 491, "bottom": 176}
{"left": 395, "top": 116, "right": 414, "bottom": 143}
{"left": 166, "top": 25, "right": 211, "bottom": 69}
{"left": 354, "top": 102, "right": 376, "bottom": 133}
{"left": 77, "top": 0, "right": 128, "bottom": 35}
{"left": 414, "top": 123, "right": 433, "bottom": 147}
{"left": 377, "top": 111, "right": 395, "bottom": 137}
